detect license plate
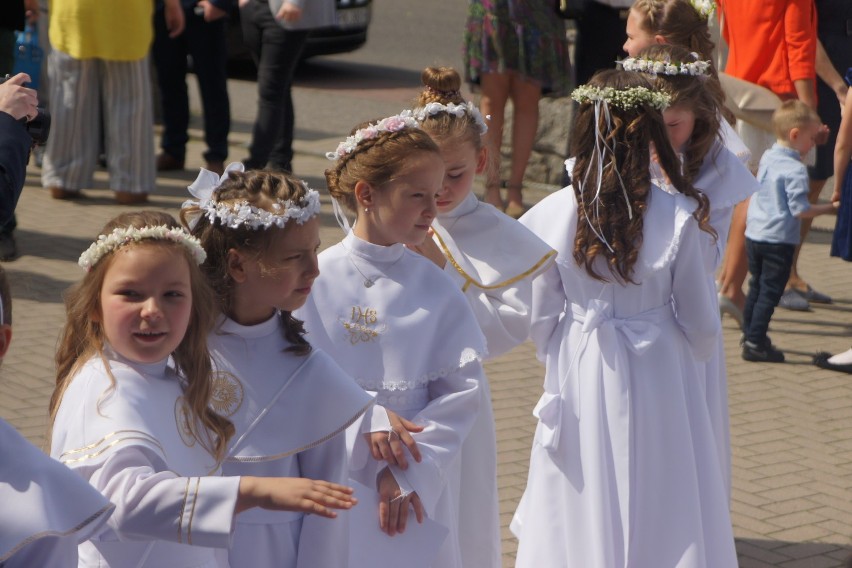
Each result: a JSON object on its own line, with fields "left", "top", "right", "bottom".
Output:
{"left": 336, "top": 6, "right": 370, "bottom": 29}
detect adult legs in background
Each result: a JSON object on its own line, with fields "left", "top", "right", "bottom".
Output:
{"left": 479, "top": 72, "right": 541, "bottom": 216}
{"left": 153, "top": 7, "right": 230, "bottom": 172}
{"left": 506, "top": 77, "right": 541, "bottom": 215}
{"left": 240, "top": 0, "right": 308, "bottom": 173}
{"left": 479, "top": 72, "right": 510, "bottom": 209}
{"left": 42, "top": 49, "right": 101, "bottom": 196}
{"left": 101, "top": 56, "right": 155, "bottom": 197}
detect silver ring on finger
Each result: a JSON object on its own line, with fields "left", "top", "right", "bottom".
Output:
{"left": 387, "top": 428, "right": 400, "bottom": 443}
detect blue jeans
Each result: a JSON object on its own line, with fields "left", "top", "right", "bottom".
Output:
{"left": 153, "top": 4, "right": 230, "bottom": 163}
{"left": 743, "top": 238, "right": 796, "bottom": 345}
{"left": 240, "top": 0, "right": 309, "bottom": 172}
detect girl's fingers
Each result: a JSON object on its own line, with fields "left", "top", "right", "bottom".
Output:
{"left": 398, "top": 416, "right": 425, "bottom": 433}
{"left": 387, "top": 496, "right": 400, "bottom": 535}
{"left": 397, "top": 497, "right": 409, "bottom": 533}
{"left": 411, "top": 493, "right": 425, "bottom": 524}
{"left": 389, "top": 434, "right": 408, "bottom": 470}
{"left": 398, "top": 429, "right": 422, "bottom": 463}
{"left": 377, "top": 439, "right": 398, "bottom": 466}
{"left": 378, "top": 499, "right": 389, "bottom": 532}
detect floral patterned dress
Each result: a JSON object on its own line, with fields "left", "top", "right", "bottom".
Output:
{"left": 464, "top": 0, "right": 572, "bottom": 96}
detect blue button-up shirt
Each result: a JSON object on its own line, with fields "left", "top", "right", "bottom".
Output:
{"left": 746, "top": 143, "right": 811, "bottom": 245}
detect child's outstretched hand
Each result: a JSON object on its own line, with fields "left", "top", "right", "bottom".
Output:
{"left": 237, "top": 476, "right": 356, "bottom": 518}
{"left": 365, "top": 409, "right": 423, "bottom": 469}
{"left": 377, "top": 467, "right": 424, "bottom": 536}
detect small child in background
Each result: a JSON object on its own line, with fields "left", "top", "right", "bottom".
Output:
{"left": 743, "top": 101, "right": 838, "bottom": 363}
{"left": 410, "top": 65, "right": 554, "bottom": 568}
{"left": 0, "top": 267, "right": 114, "bottom": 567}
{"left": 182, "top": 165, "right": 375, "bottom": 567}
{"left": 49, "top": 211, "right": 356, "bottom": 568}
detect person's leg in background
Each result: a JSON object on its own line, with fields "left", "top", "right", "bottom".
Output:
{"left": 152, "top": 2, "right": 191, "bottom": 171}
{"left": 505, "top": 76, "right": 541, "bottom": 218}
{"left": 240, "top": 0, "right": 307, "bottom": 172}
{"left": 186, "top": 9, "right": 230, "bottom": 174}
{"left": 102, "top": 56, "right": 155, "bottom": 203}
{"left": 479, "top": 72, "right": 510, "bottom": 210}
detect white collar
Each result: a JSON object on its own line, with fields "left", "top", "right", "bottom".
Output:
{"left": 218, "top": 312, "right": 280, "bottom": 339}
{"left": 343, "top": 231, "right": 407, "bottom": 264}
{"left": 438, "top": 192, "right": 479, "bottom": 220}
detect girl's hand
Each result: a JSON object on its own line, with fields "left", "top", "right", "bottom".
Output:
{"left": 164, "top": 0, "right": 186, "bottom": 37}
{"left": 831, "top": 185, "right": 841, "bottom": 206}
{"left": 377, "top": 467, "right": 424, "bottom": 535}
{"left": 237, "top": 476, "right": 356, "bottom": 518}
{"left": 407, "top": 230, "right": 447, "bottom": 268}
{"left": 365, "top": 410, "right": 423, "bottom": 469}
{"left": 276, "top": 1, "right": 303, "bottom": 23}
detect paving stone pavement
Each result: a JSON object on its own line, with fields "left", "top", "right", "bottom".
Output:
{"left": 3, "top": 119, "right": 852, "bottom": 567}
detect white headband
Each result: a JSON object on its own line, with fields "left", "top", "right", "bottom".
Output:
{"left": 413, "top": 101, "right": 488, "bottom": 134}
{"left": 78, "top": 225, "right": 207, "bottom": 271}
{"left": 181, "top": 162, "right": 321, "bottom": 231}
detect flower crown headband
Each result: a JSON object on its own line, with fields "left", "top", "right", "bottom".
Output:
{"left": 571, "top": 85, "right": 671, "bottom": 111}
{"left": 619, "top": 54, "right": 711, "bottom": 77}
{"left": 78, "top": 225, "right": 206, "bottom": 272}
{"left": 181, "top": 162, "right": 321, "bottom": 231}
{"left": 325, "top": 111, "right": 420, "bottom": 160}
{"left": 688, "top": 0, "right": 715, "bottom": 19}
{"left": 414, "top": 101, "right": 488, "bottom": 135}
{"left": 570, "top": 82, "right": 673, "bottom": 252}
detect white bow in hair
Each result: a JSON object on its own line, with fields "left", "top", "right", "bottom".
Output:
{"left": 187, "top": 162, "right": 245, "bottom": 205}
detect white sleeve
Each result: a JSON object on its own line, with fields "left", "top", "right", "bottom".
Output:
{"left": 87, "top": 447, "right": 240, "bottom": 548}
{"left": 671, "top": 218, "right": 722, "bottom": 362}
{"left": 3, "top": 536, "right": 79, "bottom": 568}
{"left": 529, "top": 263, "right": 567, "bottom": 362}
{"left": 465, "top": 282, "right": 533, "bottom": 359}
{"left": 387, "top": 361, "right": 482, "bottom": 517}
{"left": 295, "top": 433, "right": 350, "bottom": 568}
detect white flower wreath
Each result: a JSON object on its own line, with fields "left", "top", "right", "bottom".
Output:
{"left": 413, "top": 101, "right": 488, "bottom": 134}
{"left": 688, "top": 0, "right": 715, "bottom": 19}
{"left": 181, "top": 162, "right": 321, "bottom": 231}
{"left": 619, "top": 55, "right": 712, "bottom": 77}
{"left": 78, "top": 225, "right": 206, "bottom": 271}
{"left": 571, "top": 85, "right": 671, "bottom": 111}
{"left": 325, "top": 111, "right": 421, "bottom": 160}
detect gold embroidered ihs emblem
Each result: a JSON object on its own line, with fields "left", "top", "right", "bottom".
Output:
{"left": 341, "top": 306, "right": 385, "bottom": 344}
{"left": 210, "top": 371, "right": 244, "bottom": 417}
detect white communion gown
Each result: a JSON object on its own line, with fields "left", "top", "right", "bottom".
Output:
{"left": 208, "top": 314, "right": 375, "bottom": 568}
{"left": 1, "top": 418, "right": 113, "bottom": 567}
{"left": 295, "top": 231, "right": 486, "bottom": 568}
{"left": 51, "top": 351, "right": 241, "bottom": 568}
{"left": 432, "top": 191, "right": 555, "bottom": 568}
{"left": 513, "top": 185, "right": 738, "bottom": 567}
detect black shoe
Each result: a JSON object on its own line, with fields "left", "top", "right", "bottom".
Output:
{"left": 0, "top": 233, "right": 19, "bottom": 262}
{"left": 813, "top": 352, "right": 852, "bottom": 374}
{"left": 742, "top": 340, "right": 785, "bottom": 363}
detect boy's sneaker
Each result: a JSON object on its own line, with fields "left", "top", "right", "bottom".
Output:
{"left": 742, "top": 340, "right": 785, "bottom": 363}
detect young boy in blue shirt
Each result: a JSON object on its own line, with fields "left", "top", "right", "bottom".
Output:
{"left": 743, "top": 100, "right": 838, "bottom": 362}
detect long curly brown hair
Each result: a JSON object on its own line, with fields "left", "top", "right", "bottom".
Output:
{"left": 571, "top": 70, "right": 712, "bottom": 284}
{"left": 50, "top": 211, "right": 234, "bottom": 463}
{"left": 631, "top": 0, "right": 734, "bottom": 124}
{"left": 637, "top": 44, "right": 722, "bottom": 183}
{"left": 180, "top": 169, "right": 313, "bottom": 356}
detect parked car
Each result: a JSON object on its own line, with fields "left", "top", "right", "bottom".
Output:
{"left": 226, "top": 0, "right": 372, "bottom": 64}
